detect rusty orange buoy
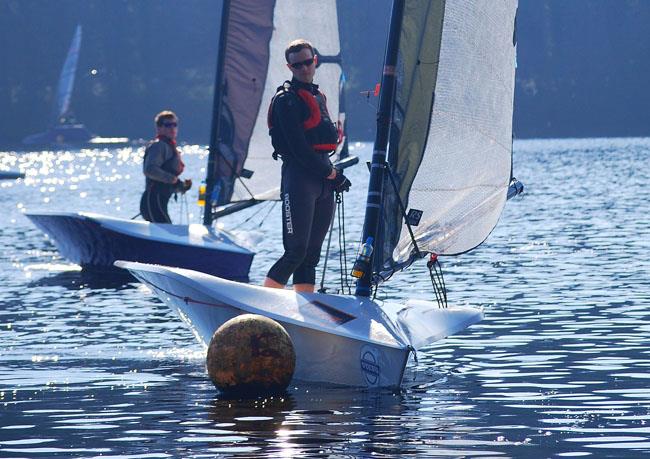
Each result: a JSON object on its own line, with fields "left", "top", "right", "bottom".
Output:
{"left": 206, "top": 314, "right": 295, "bottom": 395}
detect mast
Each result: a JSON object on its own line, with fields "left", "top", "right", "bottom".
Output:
{"left": 203, "top": 0, "right": 232, "bottom": 226}
{"left": 355, "top": 0, "right": 406, "bottom": 297}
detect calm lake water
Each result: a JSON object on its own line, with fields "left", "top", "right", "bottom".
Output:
{"left": 1, "top": 138, "right": 649, "bottom": 458}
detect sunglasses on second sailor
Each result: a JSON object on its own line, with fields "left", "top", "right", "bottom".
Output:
{"left": 289, "top": 57, "right": 315, "bottom": 69}
{"left": 162, "top": 122, "right": 178, "bottom": 128}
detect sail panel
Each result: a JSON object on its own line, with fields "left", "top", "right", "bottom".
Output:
{"left": 383, "top": 0, "right": 517, "bottom": 267}
{"left": 230, "top": 0, "right": 342, "bottom": 202}
{"left": 215, "top": 0, "right": 275, "bottom": 204}
{"left": 56, "top": 25, "right": 82, "bottom": 121}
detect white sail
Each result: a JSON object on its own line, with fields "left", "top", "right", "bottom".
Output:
{"left": 380, "top": 0, "right": 518, "bottom": 269}
{"left": 56, "top": 25, "right": 82, "bottom": 121}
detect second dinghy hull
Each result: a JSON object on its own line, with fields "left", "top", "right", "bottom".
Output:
{"left": 26, "top": 212, "right": 254, "bottom": 282}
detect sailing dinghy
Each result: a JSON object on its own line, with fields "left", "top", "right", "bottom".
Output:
{"left": 21, "top": 25, "right": 128, "bottom": 147}
{"left": 116, "top": 261, "right": 482, "bottom": 387}
{"left": 26, "top": 1, "right": 353, "bottom": 281}
{"left": 120, "top": 0, "right": 522, "bottom": 388}
{"left": 27, "top": 212, "right": 253, "bottom": 281}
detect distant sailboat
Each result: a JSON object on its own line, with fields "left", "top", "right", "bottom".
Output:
{"left": 22, "top": 25, "right": 128, "bottom": 147}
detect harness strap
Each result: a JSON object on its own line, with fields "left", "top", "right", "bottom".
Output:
{"left": 296, "top": 88, "right": 321, "bottom": 129}
{"left": 267, "top": 82, "right": 325, "bottom": 131}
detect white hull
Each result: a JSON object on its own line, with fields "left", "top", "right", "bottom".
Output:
{"left": 118, "top": 262, "right": 484, "bottom": 389}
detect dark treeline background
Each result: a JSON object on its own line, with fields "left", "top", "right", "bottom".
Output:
{"left": 1, "top": 0, "right": 649, "bottom": 147}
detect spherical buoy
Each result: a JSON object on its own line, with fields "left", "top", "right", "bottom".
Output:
{"left": 206, "top": 314, "right": 296, "bottom": 395}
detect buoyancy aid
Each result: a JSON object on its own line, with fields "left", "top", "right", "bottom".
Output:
{"left": 143, "top": 136, "right": 184, "bottom": 191}
{"left": 267, "top": 80, "right": 339, "bottom": 160}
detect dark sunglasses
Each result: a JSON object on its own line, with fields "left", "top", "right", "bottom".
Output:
{"left": 162, "top": 122, "right": 178, "bottom": 128}
{"left": 289, "top": 58, "right": 315, "bottom": 69}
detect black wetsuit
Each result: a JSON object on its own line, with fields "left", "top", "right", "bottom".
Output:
{"left": 140, "top": 137, "right": 183, "bottom": 223}
{"left": 266, "top": 78, "right": 339, "bottom": 285}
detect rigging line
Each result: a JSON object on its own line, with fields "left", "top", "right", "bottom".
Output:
{"left": 234, "top": 174, "right": 256, "bottom": 201}
{"left": 257, "top": 200, "right": 277, "bottom": 228}
{"left": 430, "top": 258, "right": 444, "bottom": 306}
{"left": 177, "top": 193, "right": 183, "bottom": 224}
{"left": 178, "top": 193, "right": 189, "bottom": 225}
{"left": 208, "top": 142, "right": 257, "bottom": 201}
{"left": 338, "top": 193, "right": 352, "bottom": 294}
{"left": 436, "top": 266, "right": 447, "bottom": 307}
{"left": 136, "top": 276, "right": 231, "bottom": 309}
{"left": 336, "top": 195, "right": 345, "bottom": 292}
{"left": 434, "top": 260, "right": 447, "bottom": 305}
{"left": 427, "top": 256, "right": 447, "bottom": 308}
{"left": 318, "top": 196, "right": 338, "bottom": 294}
{"left": 430, "top": 268, "right": 444, "bottom": 307}
{"left": 385, "top": 163, "right": 423, "bottom": 259}
{"left": 229, "top": 200, "right": 272, "bottom": 231}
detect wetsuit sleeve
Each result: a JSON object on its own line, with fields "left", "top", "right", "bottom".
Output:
{"left": 274, "top": 93, "right": 333, "bottom": 178}
{"left": 143, "top": 142, "right": 177, "bottom": 184}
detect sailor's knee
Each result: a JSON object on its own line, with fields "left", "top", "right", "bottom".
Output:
{"left": 287, "top": 243, "right": 308, "bottom": 259}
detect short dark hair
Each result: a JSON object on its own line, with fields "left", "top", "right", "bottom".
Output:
{"left": 285, "top": 39, "right": 314, "bottom": 63}
{"left": 155, "top": 110, "right": 177, "bottom": 127}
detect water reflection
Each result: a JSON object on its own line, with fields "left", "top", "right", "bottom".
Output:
{"left": 27, "top": 269, "right": 136, "bottom": 291}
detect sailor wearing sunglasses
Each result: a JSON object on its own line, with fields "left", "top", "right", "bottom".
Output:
{"left": 264, "top": 39, "right": 351, "bottom": 293}
{"left": 140, "top": 110, "right": 192, "bottom": 223}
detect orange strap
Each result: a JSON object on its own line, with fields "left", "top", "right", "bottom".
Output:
{"left": 296, "top": 88, "right": 321, "bottom": 130}
{"left": 313, "top": 144, "right": 337, "bottom": 151}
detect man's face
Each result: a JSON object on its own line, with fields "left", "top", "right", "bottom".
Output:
{"left": 157, "top": 117, "right": 178, "bottom": 140}
{"left": 287, "top": 48, "right": 317, "bottom": 84}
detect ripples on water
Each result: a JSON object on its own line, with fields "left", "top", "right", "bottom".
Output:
{"left": 1, "top": 138, "right": 649, "bottom": 457}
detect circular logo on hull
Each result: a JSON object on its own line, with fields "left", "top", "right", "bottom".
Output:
{"left": 360, "top": 345, "right": 381, "bottom": 386}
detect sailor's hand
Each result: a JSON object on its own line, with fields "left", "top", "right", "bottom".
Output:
{"left": 174, "top": 178, "right": 192, "bottom": 194}
{"left": 332, "top": 168, "right": 351, "bottom": 193}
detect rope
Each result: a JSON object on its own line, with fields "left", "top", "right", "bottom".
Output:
{"left": 209, "top": 146, "right": 257, "bottom": 201}
{"left": 318, "top": 195, "right": 339, "bottom": 294}
{"left": 229, "top": 200, "right": 277, "bottom": 231}
{"left": 137, "top": 274, "right": 222, "bottom": 308}
{"left": 385, "top": 164, "right": 422, "bottom": 259}
{"left": 337, "top": 193, "right": 352, "bottom": 294}
{"left": 318, "top": 191, "right": 353, "bottom": 295}
{"left": 257, "top": 201, "right": 277, "bottom": 228}
{"left": 178, "top": 193, "right": 189, "bottom": 224}
{"left": 427, "top": 255, "right": 448, "bottom": 309}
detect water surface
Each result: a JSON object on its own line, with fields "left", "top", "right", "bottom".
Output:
{"left": 1, "top": 138, "right": 650, "bottom": 457}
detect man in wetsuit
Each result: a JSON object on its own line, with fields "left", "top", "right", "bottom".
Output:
{"left": 140, "top": 110, "right": 192, "bottom": 223}
{"left": 263, "top": 39, "right": 351, "bottom": 293}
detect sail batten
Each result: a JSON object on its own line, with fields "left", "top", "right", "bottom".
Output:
{"left": 379, "top": 0, "right": 518, "bottom": 273}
